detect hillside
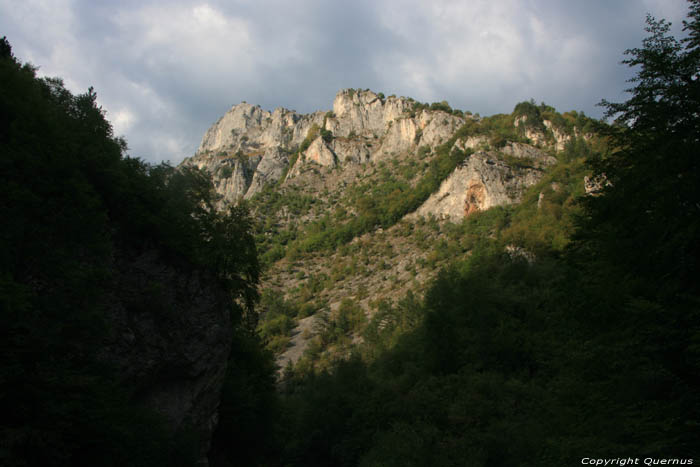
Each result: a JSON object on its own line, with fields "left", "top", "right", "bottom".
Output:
{"left": 184, "top": 56, "right": 700, "bottom": 464}
{"left": 183, "top": 89, "right": 602, "bottom": 371}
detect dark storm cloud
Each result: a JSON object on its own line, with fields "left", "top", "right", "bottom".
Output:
{"left": 0, "top": 0, "right": 689, "bottom": 163}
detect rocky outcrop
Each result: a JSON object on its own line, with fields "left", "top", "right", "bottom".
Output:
{"left": 584, "top": 174, "right": 609, "bottom": 195}
{"left": 186, "top": 102, "right": 326, "bottom": 201}
{"left": 377, "top": 117, "right": 419, "bottom": 157}
{"left": 196, "top": 103, "right": 324, "bottom": 156}
{"left": 286, "top": 137, "right": 338, "bottom": 178}
{"left": 500, "top": 142, "right": 557, "bottom": 168}
{"left": 185, "top": 89, "right": 572, "bottom": 217}
{"left": 415, "top": 110, "right": 465, "bottom": 147}
{"left": 330, "top": 137, "right": 371, "bottom": 164}
{"left": 543, "top": 120, "right": 571, "bottom": 152}
{"left": 185, "top": 90, "right": 472, "bottom": 200}
{"left": 186, "top": 90, "right": 426, "bottom": 196}
{"left": 304, "top": 137, "right": 337, "bottom": 167}
{"left": 515, "top": 115, "right": 573, "bottom": 150}
{"left": 326, "top": 89, "right": 410, "bottom": 138}
{"left": 456, "top": 135, "right": 489, "bottom": 151}
{"left": 102, "top": 244, "right": 233, "bottom": 466}
{"left": 245, "top": 147, "right": 290, "bottom": 199}
{"left": 410, "top": 149, "right": 556, "bottom": 220}
{"left": 183, "top": 152, "right": 258, "bottom": 204}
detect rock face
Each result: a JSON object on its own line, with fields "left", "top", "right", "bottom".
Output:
{"left": 102, "top": 245, "right": 233, "bottom": 466}
{"left": 327, "top": 89, "right": 410, "bottom": 138}
{"left": 196, "top": 103, "right": 323, "bottom": 155}
{"left": 185, "top": 89, "right": 439, "bottom": 201}
{"left": 515, "top": 115, "right": 573, "bottom": 151}
{"left": 184, "top": 102, "right": 325, "bottom": 201}
{"left": 184, "top": 88, "right": 569, "bottom": 222}
{"left": 411, "top": 149, "right": 556, "bottom": 220}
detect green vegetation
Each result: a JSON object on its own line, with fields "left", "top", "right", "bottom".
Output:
{"left": 271, "top": 4, "right": 700, "bottom": 465}
{"left": 0, "top": 37, "right": 269, "bottom": 466}
{"left": 283, "top": 137, "right": 473, "bottom": 256}
{"left": 218, "top": 164, "right": 233, "bottom": 178}
{"left": 513, "top": 98, "right": 547, "bottom": 132}
{"left": 429, "top": 99, "right": 452, "bottom": 113}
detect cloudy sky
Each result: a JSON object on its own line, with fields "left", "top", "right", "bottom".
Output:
{"left": 0, "top": 0, "right": 690, "bottom": 164}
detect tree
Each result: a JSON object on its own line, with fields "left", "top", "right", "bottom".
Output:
{"left": 582, "top": 0, "right": 700, "bottom": 297}
{"left": 568, "top": 1, "right": 700, "bottom": 455}
{"left": 1, "top": 38, "right": 264, "bottom": 466}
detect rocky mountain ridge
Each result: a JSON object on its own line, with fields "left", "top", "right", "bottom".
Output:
{"left": 182, "top": 89, "right": 596, "bottom": 371}
{"left": 184, "top": 89, "right": 573, "bottom": 218}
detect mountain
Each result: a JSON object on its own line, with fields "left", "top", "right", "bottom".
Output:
{"left": 5, "top": 1, "right": 698, "bottom": 463}
{"left": 183, "top": 89, "right": 569, "bottom": 210}
{"left": 183, "top": 89, "right": 599, "bottom": 371}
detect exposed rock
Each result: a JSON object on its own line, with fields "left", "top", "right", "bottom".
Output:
{"left": 543, "top": 120, "right": 572, "bottom": 151}
{"left": 377, "top": 117, "right": 418, "bottom": 157}
{"left": 505, "top": 244, "right": 536, "bottom": 263}
{"left": 410, "top": 150, "right": 554, "bottom": 221}
{"left": 304, "top": 137, "right": 337, "bottom": 167}
{"left": 331, "top": 137, "right": 371, "bottom": 164}
{"left": 276, "top": 315, "right": 317, "bottom": 370}
{"left": 190, "top": 90, "right": 418, "bottom": 197}
{"left": 514, "top": 115, "right": 572, "bottom": 150}
{"left": 189, "top": 101, "right": 326, "bottom": 200}
{"left": 103, "top": 245, "right": 232, "bottom": 466}
{"left": 244, "top": 147, "right": 289, "bottom": 199}
{"left": 286, "top": 137, "right": 338, "bottom": 179}
{"left": 584, "top": 174, "right": 609, "bottom": 195}
{"left": 196, "top": 103, "right": 324, "bottom": 156}
{"left": 456, "top": 135, "right": 489, "bottom": 151}
{"left": 185, "top": 89, "right": 571, "bottom": 216}
{"left": 182, "top": 151, "right": 261, "bottom": 205}
{"left": 327, "top": 89, "right": 410, "bottom": 138}
{"left": 415, "top": 110, "right": 465, "bottom": 147}
{"left": 464, "top": 179, "right": 487, "bottom": 216}
{"left": 500, "top": 142, "right": 557, "bottom": 168}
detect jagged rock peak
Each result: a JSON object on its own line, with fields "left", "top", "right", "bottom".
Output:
{"left": 327, "top": 89, "right": 412, "bottom": 138}
{"left": 184, "top": 89, "right": 579, "bottom": 211}
{"left": 196, "top": 89, "right": 419, "bottom": 156}
{"left": 196, "top": 101, "right": 325, "bottom": 156}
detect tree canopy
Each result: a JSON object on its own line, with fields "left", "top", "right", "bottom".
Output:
{"left": 0, "top": 36, "right": 262, "bottom": 466}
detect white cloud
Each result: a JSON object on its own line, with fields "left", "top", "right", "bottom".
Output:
{"left": 0, "top": 0, "right": 692, "bottom": 163}
{"left": 112, "top": 108, "right": 136, "bottom": 135}
{"left": 113, "top": 3, "right": 254, "bottom": 76}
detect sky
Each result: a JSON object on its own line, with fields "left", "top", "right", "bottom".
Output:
{"left": 0, "top": 0, "right": 690, "bottom": 164}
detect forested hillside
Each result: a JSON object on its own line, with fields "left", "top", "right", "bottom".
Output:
{"left": 0, "top": 37, "right": 265, "bottom": 466}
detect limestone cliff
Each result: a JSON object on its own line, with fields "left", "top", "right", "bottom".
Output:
{"left": 410, "top": 147, "right": 556, "bottom": 220}
{"left": 184, "top": 89, "right": 473, "bottom": 204}
{"left": 184, "top": 89, "right": 573, "bottom": 223}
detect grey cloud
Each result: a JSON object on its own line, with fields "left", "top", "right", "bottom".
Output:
{"left": 0, "top": 0, "right": 690, "bottom": 164}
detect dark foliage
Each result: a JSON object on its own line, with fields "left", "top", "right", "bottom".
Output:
{"left": 0, "top": 37, "right": 264, "bottom": 466}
